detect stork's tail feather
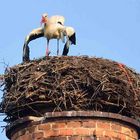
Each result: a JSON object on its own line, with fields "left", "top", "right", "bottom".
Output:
{"left": 23, "top": 44, "right": 30, "bottom": 62}
{"left": 62, "top": 41, "right": 69, "bottom": 56}
{"left": 69, "top": 32, "right": 76, "bottom": 45}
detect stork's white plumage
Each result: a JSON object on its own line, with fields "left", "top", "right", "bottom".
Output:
{"left": 22, "top": 13, "right": 76, "bottom": 62}
{"left": 49, "top": 15, "right": 65, "bottom": 25}
{"left": 41, "top": 13, "right": 66, "bottom": 56}
{"left": 65, "top": 27, "right": 75, "bottom": 37}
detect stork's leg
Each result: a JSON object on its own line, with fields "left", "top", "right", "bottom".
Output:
{"left": 57, "top": 39, "right": 59, "bottom": 55}
{"left": 46, "top": 39, "right": 50, "bottom": 56}
{"left": 60, "top": 32, "right": 65, "bottom": 43}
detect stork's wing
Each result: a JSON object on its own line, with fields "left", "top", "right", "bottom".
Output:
{"left": 65, "top": 27, "right": 76, "bottom": 45}
{"left": 23, "top": 27, "right": 44, "bottom": 62}
{"left": 23, "top": 44, "right": 30, "bottom": 62}
{"left": 25, "top": 27, "right": 44, "bottom": 45}
{"left": 69, "top": 32, "right": 76, "bottom": 45}
{"left": 62, "top": 41, "right": 69, "bottom": 56}
{"left": 49, "top": 15, "right": 65, "bottom": 25}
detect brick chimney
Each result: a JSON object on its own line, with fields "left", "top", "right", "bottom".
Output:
{"left": 1, "top": 56, "right": 140, "bottom": 140}
{"left": 6, "top": 111, "right": 140, "bottom": 140}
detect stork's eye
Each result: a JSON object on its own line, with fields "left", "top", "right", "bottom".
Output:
{"left": 58, "top": 22, "right": 62, "bottom": 25}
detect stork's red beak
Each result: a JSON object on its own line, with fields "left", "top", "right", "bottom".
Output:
{"left": 40, "top": 16, "right": 47, "bottom": 25}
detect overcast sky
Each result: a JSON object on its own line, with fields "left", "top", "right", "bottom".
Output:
{"left": 0, "top": 0, "right": 140, "bottom": 139}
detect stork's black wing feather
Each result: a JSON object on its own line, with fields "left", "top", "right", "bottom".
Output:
{"left": 27, "top": 32, "right": 44, "bottom": 44}
{"left": 69, "top": 33, "right": 76, "bottom": 45}
{"left": 62, "top": 41, "right": 69, "bottom": 56}
{"left": 23, "top": 44, "right": 30, "bottom": 62}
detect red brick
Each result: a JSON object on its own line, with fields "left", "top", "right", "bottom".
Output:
{"left": 104, "top": 130, "right": 114, "bottom": 137}
{"left": 38, "top": 124, "right": 51, "bottom": 131}
{"left": 68, "top": 136, "right": 82, "bottom": 140}
{"left": 82, "top": 121, "right": 96, "bottom": 128}
{"left": 111, "top": 123, "right": 122, "bottom": 132}
{"left": 44, "top": 136, "right": 67, "bottom": 140}
{"left": 45, "top": 129, "right": 59, "bottom": 137}
{"left": 112, "top": 138, "right": 121, "bottom": 140}
{"left": 104, "top": 131, "right": 124, "bottom": 139}
{"left": 119, "top": 135, "right": 127, "bottom": 140}
{"left": 52, "top": 122, "right": 66, "bottom": 129}
{"left": 19, "top": 134, "right": 32, "bottom": 140}
{"left": 59, "top": 129, "right": 74, "bottom": 136}
{"left": 97, "top": 121, "right": 111, "bottom": 130}
{"left": 9, "top": 115, "right": 139, "bottom": 140}
{"left": 74, "top": 128, "right": 90, "bottom": 136}
{"left": 131, "top": 129, "right": 138, "bottom": 139}
{"left": 89, "top": 129, "right": 96, "bottom": 136}
{"left": 67, "top": 121, "right": 81, "bottom": 128}
{"left": 99, "top": 137, "right": 111, "bottom": 140}
{"left": 121, "top": 126, "right": 134, "bottom": 137}
{"left": 94, "top": 130, "right": 104, "bottom": 137}
{"left": 82, "top": 136, "right": 96, "bottom": 140}
{"left": 32, "top": 132, "right": 44, "bottom": 139}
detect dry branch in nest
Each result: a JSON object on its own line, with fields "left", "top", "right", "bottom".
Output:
{"left": 0, "top": 56, "right": 140, "bottom": 123}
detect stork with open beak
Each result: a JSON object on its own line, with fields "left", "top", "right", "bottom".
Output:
{"left": 22, "top": 13, "right": 76, "bottom": 62}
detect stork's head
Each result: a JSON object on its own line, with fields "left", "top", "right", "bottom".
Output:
{"left": 41, "top": 13, "right": 48, "bottom": 25}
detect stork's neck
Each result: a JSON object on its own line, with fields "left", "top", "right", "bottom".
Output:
{"left": 44, "top": 23, "right": 47, "bottom": 27}
{"left": 43, "top": 22, "right": 49, "bottom": 28}
{"left": 43, "top": 23, "right": 49, "bottom": 34}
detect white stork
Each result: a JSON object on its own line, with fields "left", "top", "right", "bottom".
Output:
{"left": 22, "top": 13, "right": 76, "bottom": 62}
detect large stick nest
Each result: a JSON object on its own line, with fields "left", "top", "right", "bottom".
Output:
{"left": 0, "top": 56, "right": 140, "bottom": 122}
